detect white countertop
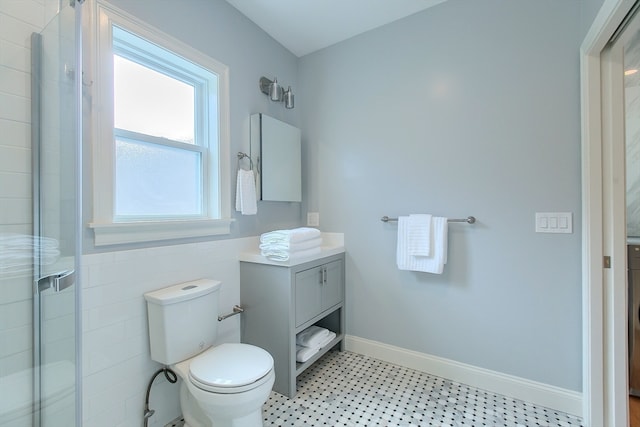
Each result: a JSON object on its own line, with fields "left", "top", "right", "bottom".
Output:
{"left": 239, "top": 232, "right": 344, "bottom": 267}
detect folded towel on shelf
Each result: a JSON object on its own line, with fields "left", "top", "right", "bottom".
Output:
{"left": 235, "top": 169, "right": 257, "bottom": 215}
{"left": 296, "top": 325, "right": 330, "bottom": 348}
{"left": 260, "top": 246, "right": 322, "bottom": 262}
{"left": 295, "top": 345, "right": 320, "bottom": 363}
{"left": 407, "top": 214, "right": 432, "bottom": 256}
{"left": 397, "top": 216, "right": 448, "bottom": 274}
{"left": 316, "top": 331, "right": 337, "bottom": 349}
{"left": 295, "top": 330, "right": 338, "bottom": 363}
{"left": 260, "top": 227, "right": 321, "bottom": 244}
{"left": 259, "top": 237, "right": 323, "bottom": 253}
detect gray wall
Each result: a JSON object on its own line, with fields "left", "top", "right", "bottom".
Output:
{"left": 581, "top": 0, "right": 606, "bottom": 38}
{"left": 299, "top": 0, "right": 583, "bottom": 391}
{"left": 82, "top": 0, "right": 303, "bottom": 253}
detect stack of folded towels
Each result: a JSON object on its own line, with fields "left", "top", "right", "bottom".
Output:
{"left": 295, "top": 325, "right": 336, "bottom": 363}
{"left": 259, "top": 227, "right": 322, "bottom": 261}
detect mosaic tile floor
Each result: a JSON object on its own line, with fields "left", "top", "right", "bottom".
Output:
{"left": 262, "top": 351, "right": 583, "bottom": 427}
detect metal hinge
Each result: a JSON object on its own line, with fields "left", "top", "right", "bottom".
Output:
{"left": 604, "top": 256, "right": 611, "bottom": 269}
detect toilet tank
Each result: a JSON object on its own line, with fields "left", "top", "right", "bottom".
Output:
{"left": 144, "top": 279, "right": 222, "bottom": 365}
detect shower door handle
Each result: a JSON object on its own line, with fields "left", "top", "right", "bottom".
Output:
{"left": 36, "top": 270, "right": 75, "bottom": 294}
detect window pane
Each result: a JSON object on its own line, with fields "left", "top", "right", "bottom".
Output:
{"left": 115, "top": 137, "right": 202, "bottom": 217}
{"left": 114, "top": 55, "right": 195, "bottom": 144}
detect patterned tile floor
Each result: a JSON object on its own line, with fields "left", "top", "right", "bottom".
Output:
{"left": 262, "top": 351, "right": 583, "bottom": 427}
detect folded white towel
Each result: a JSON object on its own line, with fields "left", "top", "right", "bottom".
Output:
{"left": 259, "top": 237, "right": 322, "bottom": 252}
{"left": 316, "top": 331, "right": 337, "bottom": 349}
{"left": 295, "top": 345, "right": 320, "bottom": 363}
{"left": 261, "top": 246, "right": 322, "bottom": 262}
{"left": 235, "top": 169, "right": 257, "bottom": 215}
{"left": 296, "top": 325, "right": 330, "bottom": 348}
{"left": 260, "top": 227, "right": 321, "bottom": 244}
{"left": 407, "top": 214, "right": 432, "bottom": 256}
{"left": 397, "top": 216, "right": 448, "bottom": 274}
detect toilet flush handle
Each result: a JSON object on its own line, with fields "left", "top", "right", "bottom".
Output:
{"left": 218, "top": 305, "right": 245, "bottom": 321}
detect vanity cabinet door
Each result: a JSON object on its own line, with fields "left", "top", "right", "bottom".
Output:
{"left": 295, "top": 266, "right": 323, "bottom": 327}
{"left": 321, "top": 259, "right": 343, "bottom": 311}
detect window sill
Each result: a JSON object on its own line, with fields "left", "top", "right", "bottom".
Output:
{"left": 89, "top": 218, "right": 233, "bottom": 246}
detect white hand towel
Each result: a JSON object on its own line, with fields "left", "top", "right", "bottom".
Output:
{"left": 397, "top": 216, "right": 448, "bottom": 274}
{"left": 260, "top": 246, "right": 322, "bottom": 262}
{"left": 295, "top": 345, "right": 320, "bottom": 363}
{"left": 296, "top": 325, "right": 330, "bottom": 348}
{"left": 235, "top": 169, "right": 257, "bottom": 215}
{"left": 259, "top": 237, "right": 323, "bottom": 252}
{"left": 407, "top": 214, "right": 432, "bottom": 256}
{"left": 260, "top": 227, "right": 321, "bottom": 244}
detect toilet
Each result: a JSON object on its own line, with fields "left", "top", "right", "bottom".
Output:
{"left": 144, "top": 279, "right": 274, "bottom": 427}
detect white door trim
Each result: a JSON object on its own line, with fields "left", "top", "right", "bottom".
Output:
{"left": 581, "top": 0, "right": 636, "bottom": 425}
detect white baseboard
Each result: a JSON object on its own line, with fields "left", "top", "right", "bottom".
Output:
{"left": 344, "top": 335, "right": 582, "bottom": 417}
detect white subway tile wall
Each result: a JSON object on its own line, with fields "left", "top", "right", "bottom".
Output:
{"left": 81, "top": 237, "right": 257, "bottom": 427}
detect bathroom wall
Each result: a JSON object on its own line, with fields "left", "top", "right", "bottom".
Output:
{"left": 299, "top": 0, "right": 583, "bottom": 392}
{"left": 82, "top": 0, "right": 304, "bottom": 254}
{"left": 581, "top": 0, "right": 606, "bottom": 38}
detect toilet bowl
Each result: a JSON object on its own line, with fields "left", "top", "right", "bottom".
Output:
{"left": 144, "top": 280, "right": 275, "bottom": 427}
{"left": 172, "top": 343, "right": 275, "bottom": 427}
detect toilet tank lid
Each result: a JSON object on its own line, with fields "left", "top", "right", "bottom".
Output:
{"left": 144, "top": 279, "right": 221, "bottom": 305}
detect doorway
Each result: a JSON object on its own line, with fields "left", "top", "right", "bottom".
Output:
{"left": 582, "top": 0, "right": 640, "bottom": 426}
{"left": 619, "top": 9, "right": 640, "bottom": 425}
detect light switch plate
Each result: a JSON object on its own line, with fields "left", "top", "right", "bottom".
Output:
{"left": 307, "top": 212, "right": 320, "bottom": 227}
{"left": 535, "top": 212, "right": 572, "bottom": 233}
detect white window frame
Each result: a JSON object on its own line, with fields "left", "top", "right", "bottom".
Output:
{"left": 89, "top": 1, "right": 231, "bottom": 246}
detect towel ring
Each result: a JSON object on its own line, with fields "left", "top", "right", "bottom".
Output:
{"left": 237, "top": 152, "right": 253, "bottom": 171}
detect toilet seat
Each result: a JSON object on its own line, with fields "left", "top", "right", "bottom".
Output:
{"left": 188, "top": 343, "right": 274, "bottom": 394}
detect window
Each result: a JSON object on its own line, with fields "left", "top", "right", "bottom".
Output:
{"left": 90, "top": 3, "right": 231, "bottom": 245}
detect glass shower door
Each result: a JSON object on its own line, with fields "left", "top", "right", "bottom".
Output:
{"left": 31, "top": 2, "right": 80, "bottom": 427}
{"left": 0, "top": 0, "right": 80, "bottom": 425}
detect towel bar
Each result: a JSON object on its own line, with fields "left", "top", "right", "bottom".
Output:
{"left": 381, "top": 215, "right": 476, "bottom": 224}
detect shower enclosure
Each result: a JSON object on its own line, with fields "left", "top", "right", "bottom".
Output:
{"left": 0, "top": 1, "right": 82, "bottom": 426}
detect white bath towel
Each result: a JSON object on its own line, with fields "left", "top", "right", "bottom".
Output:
{"left": 260, "top": 227, "right": 321, "bottom": 244}
{"left": 261, "top": 246, "right": 321, "bottom": 262}
{"left": 407, "top": 214, "right": 432, "bottom": 256}
{"left": 259, "top": 237, "right": 322, "bottom": 252}
{"left": 295, "top": 345, "right": 320, "bottom": 363}
{"left": 235, "top": 169, "right": 257, "bottom": 215}
{"left": 296, "top": 325, "right": 330, "bottom": 348}
{"left": 397, "top": 216, "right": 448, "bottom": 274}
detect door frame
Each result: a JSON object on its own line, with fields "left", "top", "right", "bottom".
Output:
{"left": 582, "top": 0, "right": 636, "bottom": 425}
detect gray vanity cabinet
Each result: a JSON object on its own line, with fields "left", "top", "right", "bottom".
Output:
{"left": 240, "top": 253, "right": 345, "bottom": 398}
